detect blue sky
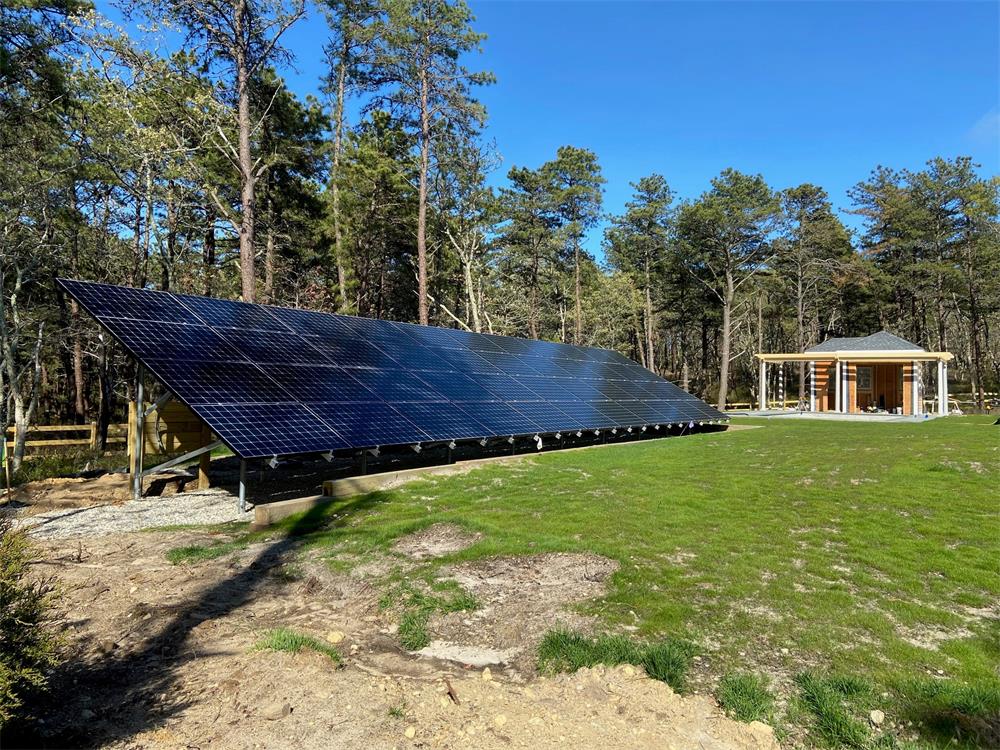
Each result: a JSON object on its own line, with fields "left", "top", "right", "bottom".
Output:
{"left": 279, "top": 0, "right": 1000, "bottom": 253}
{"left": 104, "top": 0, "right": 1000, "bottom": 254}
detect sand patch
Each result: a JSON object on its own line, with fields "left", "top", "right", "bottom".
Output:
{"left": 392, "top": 523, "right": 482, "bottom": 559}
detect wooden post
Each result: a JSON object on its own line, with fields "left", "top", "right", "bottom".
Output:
{"left": 89, "top": 422, "right": 98, "bottom": 451}
{"left": 128, "top": 400, "right": 136, "bottom": 475}
{"left": 1, "top": 435, "right": 10, "bottom": 504}
{"left": 198, "top": 423, "right": 212, "bottom": 489}
{"left": 834, "top": 360, "right": 842, "bottom": 413}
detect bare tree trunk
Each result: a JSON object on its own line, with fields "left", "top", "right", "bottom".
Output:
{"left": 528, "top": 245, "right": 539, "bottom": 339}
{"left": 69, "top": 188, "right": 86, "bottom": 422}
{"left": 416, "top": 62, "right": 430, "bottom": 325}
{"left": 163, "top": 181, "right": 176, "bottom": 291}
{"left": 574, "top": 243, "right": 582, "bottom": 344}
{"left": 235, "top": 1, "right": 256, "bottom": 302}
{"left": 644, "top": 256, "right": 655, "bottom": 372}
{"left": 204, "top": 214, "right": 216, "bottom": 297}
{"left": 796, "top": 269, "right": 806, "bottom": 403}
{"left": 264, "top": 223, "right": 275, "bottom": 303}
{"left": 331, "top": 58, "right": 350, "bottom": 309}
{"left": 8, "top": 325, "right": 44, "bottom": 473}
{"left": 716, "top": 273, "right": 734, "bottom": 411}
{"left": 968, "top": 274, "right": 985, "bottom": 410}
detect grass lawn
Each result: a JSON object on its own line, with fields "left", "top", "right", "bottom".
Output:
{"left": 170, "top": 416, "right": 999, "bottom": 747}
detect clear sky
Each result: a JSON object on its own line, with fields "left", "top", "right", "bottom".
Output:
{"left": 105, "top": 0, "right": 1000, "bottom": 254}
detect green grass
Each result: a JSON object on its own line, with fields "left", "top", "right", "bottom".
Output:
{"left": 165, "top": 539, "right": 249, "bottom": 564}
{"left": 537, "top": 629, "right": 696, "bottom": 692}
{"left": 254, "top": 628, "right": 341, "bottom": 663}
{"left": 795, "top": 672, "right": 882, "bottom": 748}
{"left": 718, "top": 673, "right": 776, "bottom": 723}
{"left": 164, "top": 416, "right": 999, "bottom": 747}
{"left": 379, "top": 578, "right": 478, "bottom": 650}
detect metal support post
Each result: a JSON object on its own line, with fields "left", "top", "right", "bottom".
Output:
{"left": 132, "top": 366, "right": 145, "bottom": 501}
{"left": 238, "top": 459, "right": 247, "bottom": 513}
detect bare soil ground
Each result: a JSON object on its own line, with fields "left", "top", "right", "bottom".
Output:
{"left": 26, "top": 524, "right": 779, "bottom": 749}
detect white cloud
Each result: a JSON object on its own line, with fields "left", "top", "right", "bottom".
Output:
{"left": 968, "top": 108, "right": 1000, "bottom": 145}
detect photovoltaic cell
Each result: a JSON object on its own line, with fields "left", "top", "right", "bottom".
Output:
{"left": 193, "top": 402, "right": 349, "bottom": 457}
{"left": 306, "top": 401, "right": 427, "bottom": 446}
{"left": 59, "top": 278, "right": 727, "bottom": 458}
{"left": 101, "top": 319, "right": 246, "bottom": 362}
{"left": 261, "top": 365, "right": 377, "bottom": 402}
{"left": 392, "top": 402, "right": 490, "bottom": 441}
{"left": 176, "top": 294, "right": 291, "bottom": 333}
{"left": 148, "top": 360, "right": 289, "bottom": 404}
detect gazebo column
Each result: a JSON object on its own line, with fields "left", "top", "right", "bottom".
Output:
{"left": 809, "top": 361, "right": 816, "bottom": 412}
{"left": 938, "top": 359, "right": 948, "bottom": 416}
{"left": 843, "top": 360, "right": 850, "bottom": 413}
{"left": 759, "top": 359, "right": 767, "bottom": 411}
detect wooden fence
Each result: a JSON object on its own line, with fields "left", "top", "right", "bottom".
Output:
{"left": 5, "top": 400, "right": 209, "bottom": 458}
{"left": 4, "top": 423, "right": 127, "bottom": 452}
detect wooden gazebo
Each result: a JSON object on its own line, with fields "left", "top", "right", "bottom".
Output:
{"left": 756, "top": 332, "right": 954, "bottom": 417}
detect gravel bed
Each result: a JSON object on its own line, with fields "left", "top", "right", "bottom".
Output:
{"left": 16, "top": 489, "right": 253, "bottom": 539}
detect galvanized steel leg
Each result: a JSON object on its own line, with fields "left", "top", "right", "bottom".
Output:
{"left": 133, "top": 366, "right": 145, "bottom": 501}
{"left": 238, "top": 459, "right": 247, "bottom": 513}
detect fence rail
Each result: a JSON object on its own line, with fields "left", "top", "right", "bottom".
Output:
{"left": 4, "top": 423, "right": 128, "bottom": 451}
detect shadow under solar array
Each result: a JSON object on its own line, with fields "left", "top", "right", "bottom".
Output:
{"left": 59, "top": 279, "right": 728, "bottom": 458}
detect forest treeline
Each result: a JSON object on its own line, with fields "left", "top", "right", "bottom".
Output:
{"left": 2, "top": 0, "right": 999, "bottom": 470}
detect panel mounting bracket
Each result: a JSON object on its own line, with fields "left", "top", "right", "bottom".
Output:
{"left": 140, "top": 440, "right": 223, "bottom": 478}
{"left": 144, "top": 391, "right": 173, "bottom": 419}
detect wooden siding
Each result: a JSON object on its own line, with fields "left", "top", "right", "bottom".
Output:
{"left": 810, "top": 360, "right": 915, "bottom": 414}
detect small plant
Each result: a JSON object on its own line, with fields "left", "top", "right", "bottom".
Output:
{"left": 0, "top": 516, "right": 61, "bottom": 729}
{"left": 718, "top": 673, "right": 775, "bottom": 723}
{"left": 398, "top": 610, "right": 431, "bottom": 650}
{"left": 537, "top": 629, "right": 696, "bottom": 693}
{"left": 387, "top": 702, "right": 407, "bottom": 719}
{"left": 381, "top": 579, "right": 477, "bottom": 651}
{"left": 254, "top": 628, "right": 341, "bottom": 663}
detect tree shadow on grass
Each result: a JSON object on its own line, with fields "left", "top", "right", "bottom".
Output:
{"left": 7, "top": 491, "right": 389, "bottom": 749}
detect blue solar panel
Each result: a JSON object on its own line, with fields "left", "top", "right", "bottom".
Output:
{"left": 59, "top": 279, "right": 727, "bottom": 458}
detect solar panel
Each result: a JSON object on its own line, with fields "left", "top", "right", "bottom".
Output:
{"left": 59, "top": 279, "right": 728, "bottom": 458}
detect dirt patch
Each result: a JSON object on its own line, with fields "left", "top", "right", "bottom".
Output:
{"left": 12, "top": 471, "right": 192, "bottom": 511}
{"left": 23, "top": 532, "right": 775, "bottom": 749}
{"left": 392, "top": 523, "right": 482, "bottom": 559}
{"left": 431, "top": 553, "right": 620, "bottom": 674}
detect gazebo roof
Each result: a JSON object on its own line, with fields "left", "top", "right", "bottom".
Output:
{"left": 806, "top": 331, "right": 924, "bottom": 354}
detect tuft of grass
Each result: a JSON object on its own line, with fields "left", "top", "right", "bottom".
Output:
{"left": 254, "top": 628, "right": 341, "bottom": 663}
{"left": 387, "top": 702, "right": 406, "bottom": 720}
{"left": 718, "top": 673, "right": 776, "bottom": 723}
{"left": 165, "top": 539, "right": 247, "bottom": 564}
{"left": 381, "top": 579, "right": 477, "bottom": 651}
{"left": 398, "top": 610, "right": 431, "bottom": 650}
{"left": 537, "top": 629, "right": 696, "bottom": 693}
{"left": 794, "top": 672, "right": 879, "bottom": 748}
{"left": 898, "top": 677, "right": 1000, "bottom": 745}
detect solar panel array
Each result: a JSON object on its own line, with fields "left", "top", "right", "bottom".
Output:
{"left": 60, "top": 279, "right": 727, "bottom": 458}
